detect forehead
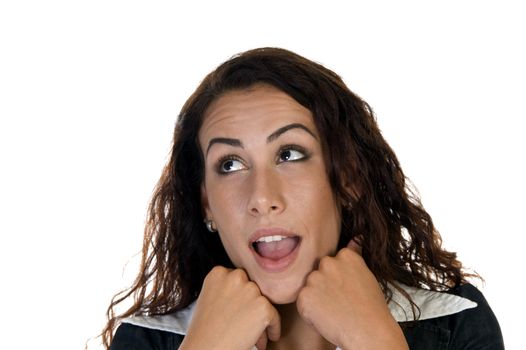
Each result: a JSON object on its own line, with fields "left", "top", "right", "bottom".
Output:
{"left": 199, "top": 85, "right": 316, "bottom": 140}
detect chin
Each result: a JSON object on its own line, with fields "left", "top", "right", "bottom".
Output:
{"left": 257, "top": 278, "right": 303, "bottom": 305}
{"left": 263, "top": 289, "right": 299, "bottom": 305}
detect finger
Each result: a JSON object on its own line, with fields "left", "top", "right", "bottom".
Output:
{"left": 265, "top": 305, "right": 281, "bottom": 342}
{"left": 255, "top": 332, "right": 268, "bottom": 350}
{"left": 347, "top": 235, "right": 363, "bottom": 256}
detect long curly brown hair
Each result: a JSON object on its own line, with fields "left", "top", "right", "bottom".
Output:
{"left": 101, "top": 47, "right": 473, "bottom": 348}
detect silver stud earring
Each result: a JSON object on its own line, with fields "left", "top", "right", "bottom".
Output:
{"left": 204, "top": 219, "right": 217, "bottom": 232}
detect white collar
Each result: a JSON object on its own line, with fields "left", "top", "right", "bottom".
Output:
{"left": 123, "top": 283, "right": 477, "bottom": 337}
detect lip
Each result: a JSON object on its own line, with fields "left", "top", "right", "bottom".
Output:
{"left": 249, "top": 227, "right": 301, "bottom": 273}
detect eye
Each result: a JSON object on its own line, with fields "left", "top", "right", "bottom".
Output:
{"left": 217, "top": 156, "right": 246, "bottom": 174}
{"left": 278, "top": 146, "right": 308, "bottom": 163}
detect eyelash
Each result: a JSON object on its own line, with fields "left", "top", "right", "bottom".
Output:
{"left": 216, "top": 155, "right": 244, "bottom": 174}
{"left": 277, "top": 144, "right": 309, "bottom": 163}
{"left": 215, "top": 144, "right": 310, "bottom": 175}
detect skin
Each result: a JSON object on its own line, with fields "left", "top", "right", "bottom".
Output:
{"left": 200, "top": 84, "right": 341, "bottom": 304}
{"left": 180, "top": 85, "right": 408, "bottom": 350}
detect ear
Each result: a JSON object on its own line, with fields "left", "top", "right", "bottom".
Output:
{"left": 200, "top": 183, "right": 213, "bottom": 220}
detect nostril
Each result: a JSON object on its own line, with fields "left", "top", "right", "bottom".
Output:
{"left": 248, "top": 203, "right": 281, "bottom": 216}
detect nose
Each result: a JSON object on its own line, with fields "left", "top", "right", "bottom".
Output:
{"left": 247, "top": 167, "right": 285, "bottom": 216}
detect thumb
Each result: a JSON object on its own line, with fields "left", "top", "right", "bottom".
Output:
{"left": 255, "top": 332, "right": 267, "bottom": 350}
{"left": 266, "top": 305, "right": 281, "bottom": 342}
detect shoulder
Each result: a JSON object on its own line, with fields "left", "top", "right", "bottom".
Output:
{"left": 446, "top": 284, "right": 504, "bottom": 348}
{"left": 110, "top": 303, "right": 195, "bottom": 349}
{"left": 402, "top": 283, "right": 504, "bottom": 350}
{"left": 110, "top": 322, "right": 184, "bottom": 350}
{"left": 450, "top": 283, "right": 491, "bottom": 307}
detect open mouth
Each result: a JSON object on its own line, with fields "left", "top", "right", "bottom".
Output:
{"left": 252, "top": 235, "right": 301, "bottom": 260}
{"left": 249, "top": 230, "right": 302, "bottom": 272}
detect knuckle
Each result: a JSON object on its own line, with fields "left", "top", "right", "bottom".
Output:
{"left": 318, "top": 255, "right": 333, "bottom": 270}
{"left": 339, "top": 247, "right": 361, "bottom": 263}
{"left": 296, "top": 289, "right": 310, "bottom": 318}
{"left": 255, "top": 295, "right": 268, "bottom": 307}
{"left": 230, "top": 268, "right": 248, "bottom": 283}
{"left": 254, "top": 296, "right": 273, "bottom": 322}
{"left": 205, "top": 266, "right": 226, "bottom": 282}
{"left": 306, "top": 270, "right": 321, "bottom": 285}
{"left": 215, "top": 265, "right": 227, "bottom": 272}
{"left": 246, "top": 280, "right": 261, "bottom": 295}
{"left": 211, "top": 265, "right": 227, "bottom": 274}
{"left": 260, "top": 299, "right": 274, "bottom": 318}
{"left": 351, "top": 250, "right": 366, "bottom": 265}
{"left": 296, "top": 288, "right": 305, "bottom": 305}
{"left": 339, "top": 247, "right": 353, "bottom": 258}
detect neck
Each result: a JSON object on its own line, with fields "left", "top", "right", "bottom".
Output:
{"left": 268, "top": 303, "right": 335, "bottom": 350}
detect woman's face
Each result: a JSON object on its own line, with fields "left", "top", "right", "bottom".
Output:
{"left": 199, "top": 85, "right": 341, "bottom": 304}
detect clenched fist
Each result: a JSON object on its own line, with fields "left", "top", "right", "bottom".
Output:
{"left": 180, "top": 266, "right": 280, "bottom": 350}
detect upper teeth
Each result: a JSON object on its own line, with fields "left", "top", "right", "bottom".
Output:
{"left": 256, "top": 235, "right": 287, "bottom": 243}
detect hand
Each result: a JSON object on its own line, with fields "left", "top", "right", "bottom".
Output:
{"left": 179, "top": 266, "right": 281, "bottom": 350}
{"left": 296, "top": 238, "right": 408, "bottom": 349}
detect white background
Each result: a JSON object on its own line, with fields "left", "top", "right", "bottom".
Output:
{"left": 1, "top": 1, "right": 524, "bottom": 349}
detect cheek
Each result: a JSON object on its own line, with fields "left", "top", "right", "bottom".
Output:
{"left": 300, "top": 181, "right": 341, "bottom": 251}
{"left": 216, "top": 232, "right": 244, "bottom": 267}
{"left": 206, "top": 185, "right": 248, "bottom": 266}
{"left": 311, "top": 205, "right": 341, "bottom": 254}
{"left": 291, "top": 174, "right": 338, "bottom": 218}
{"left": 207, "top": 175, "right": 248, "bottom": 211}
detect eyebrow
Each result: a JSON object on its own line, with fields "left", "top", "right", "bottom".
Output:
{"left": 205, "top": 123, "right": 317, "bottom": 156}
{"left": 206, "top": 137, "right": 243, "bottom": 155}
{"left": 266, "top": 123, "right": 317, "bottom": 143}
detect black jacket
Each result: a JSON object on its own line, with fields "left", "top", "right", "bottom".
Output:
{"left": 110, "top": 284, "right": 504, "bottom": 350}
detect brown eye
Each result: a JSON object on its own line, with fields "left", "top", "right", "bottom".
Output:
{"left": 218, "top": 157, "right": 245, "bottom": 174}
{"left": 278, "top": 148, "right": 306, "bottom": 163}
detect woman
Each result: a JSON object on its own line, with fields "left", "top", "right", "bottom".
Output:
{"left": 103, "top": 48, "right": 504, "bottom": 349}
